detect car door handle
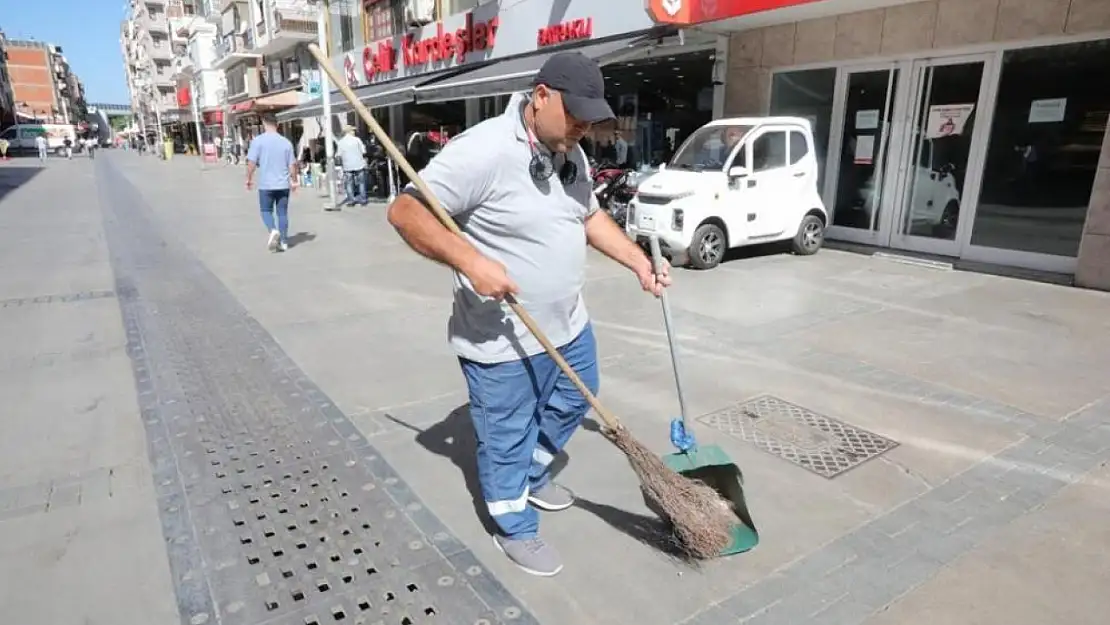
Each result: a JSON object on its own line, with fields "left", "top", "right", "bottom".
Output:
{"left": 746, "top": 180, "right": 757, "bottom": 188}
{"left": 792, "top": 171, "right": 805, "bottom": 177}
{"left": 747, "top": 213, "right": 756, "bottom": 222}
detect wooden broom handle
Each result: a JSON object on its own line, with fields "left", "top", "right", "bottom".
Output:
{"left": 307, "top": 44, "right": 623, "bottom": 432}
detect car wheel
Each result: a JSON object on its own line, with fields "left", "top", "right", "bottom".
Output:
{"left": 932, "top": 201, "right": 960, "bottom": 237}
{"left": 688, "top": 223, "right": 726, "bottom": 270}
{"left": 791, "top": 214, "right": 825, "bottom": 256}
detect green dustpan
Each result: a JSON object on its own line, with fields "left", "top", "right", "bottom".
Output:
{"left": 648, "top": 237, "right": 759, "bottom": 557}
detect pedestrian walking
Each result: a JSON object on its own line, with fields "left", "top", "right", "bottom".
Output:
{"left": 386, "top": 51, "right": 670, "bottom": 577}
{"left": 0, "top": 137, "right": 9, "bottom": 160}
{"left": 337, "top": 125, "right": 368, "bottom": 206}
{"left": 245, "top": 113, "right": 298, "bottom": 253}
{"left": 35, "top": 134, "right": 48, "bottom": 161}
{"left": 63, "top": 137, "right": 73, "bottom": 159}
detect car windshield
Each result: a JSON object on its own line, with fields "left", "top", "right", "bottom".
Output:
{"left": 669, "top": 124, "right": 754, "bottom": 171}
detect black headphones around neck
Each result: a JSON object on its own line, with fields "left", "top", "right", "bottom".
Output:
{"left": 522, "top": 101, "right": 578, "bottom": 186}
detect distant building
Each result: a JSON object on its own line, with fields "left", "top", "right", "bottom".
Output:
{"left": 1, "top": 36, "right": 86, "bottom": 128}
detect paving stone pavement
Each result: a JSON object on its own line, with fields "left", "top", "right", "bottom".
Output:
{"left": 3, "top": 152, "right": 1110, "bottom": 625}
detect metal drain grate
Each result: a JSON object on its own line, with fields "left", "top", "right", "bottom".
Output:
{"left": 99, "top": 162, "right": 536, "bottom": 625}
{"left": 698, "top": 395, "right": 898, "bottom": 478}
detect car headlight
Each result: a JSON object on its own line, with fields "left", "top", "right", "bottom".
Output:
{"left": 672, "top": 209, "right": 684, "bottom": 231}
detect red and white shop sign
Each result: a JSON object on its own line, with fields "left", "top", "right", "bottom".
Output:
{"left": 537, "top": 18, "right": 593, "bottom": 47}
{"left": 352, "top": 12, "right": 500, "bottom": 84}
{"left": 646, "top": 0, "right": 825, "bottom": 24}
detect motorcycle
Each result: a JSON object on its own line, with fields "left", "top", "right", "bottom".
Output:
{"left": 593, "top": 168, "right": 639, "bottom": 229}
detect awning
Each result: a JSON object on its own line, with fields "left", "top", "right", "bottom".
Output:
{"left": 231, "top": 89, "right": 302, "bottom": 115}
{"left": 412, "top": 36, "right": 646, "bottom": 105}
{"left": 276, "top": 72, "right": 452, "bottom": 121}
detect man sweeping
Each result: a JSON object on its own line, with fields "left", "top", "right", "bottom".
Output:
{"left": 386, "top": 51, "right": 669, "bottom": 577}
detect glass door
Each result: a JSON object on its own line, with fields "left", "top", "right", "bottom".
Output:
{"left": 824, "top": 64, "right": 905, "bottom": 245}
{"left": 888, "top": 54, "right": 995, "bottom": 256}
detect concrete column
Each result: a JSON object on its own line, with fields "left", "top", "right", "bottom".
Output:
{"left": 389, "top": 104, "right": 403, "bottom": 144}
{"left": 1075, "top": 116, "right": 1110, "bottom": 291}
{"left": 464, "top": 98, "right": 479, "bottom": 128}
{"left": 711, "top": 35, "right": 728, "bottom": 119}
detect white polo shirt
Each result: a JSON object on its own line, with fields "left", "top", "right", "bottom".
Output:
{"left": 407, "top": 92, "right": 599, "bottom": 364}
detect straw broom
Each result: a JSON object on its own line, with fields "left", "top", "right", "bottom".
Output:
{"left": 305, "top": 44, "right": 735, "bottom": 559}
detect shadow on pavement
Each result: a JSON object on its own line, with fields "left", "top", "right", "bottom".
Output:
{"left": 382, "top": 406, "right": 692, "bottom": 563}
{"left": 287, "top": 231, "right": 316, "bottom": 247}
{"left": 0, "top": 165, "right": 44, "bottom": 204}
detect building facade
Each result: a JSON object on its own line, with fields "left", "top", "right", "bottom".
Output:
{"left": 0, "top": 31, "right": 15, "bottom": 128}
{"left": 210, "top": 0, "right": 320, "bottom": 148}
{"left": 122, "top": 0, "right": 206, "bottom": 145}
{"left": 649, "top": 0, "right": 1110, "bottom": 290}
{"left": 3, "top": 39, "right": 86, "bottom": 126}
{"left": 274, "top": 0, "right": 717, "bottom": 168}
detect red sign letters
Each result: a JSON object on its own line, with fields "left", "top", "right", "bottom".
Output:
{"left": 537, "top": 17, "right": 593, "bottom": 47}
{"left": 363, "top": 12, "right": 500, "bottom": 79}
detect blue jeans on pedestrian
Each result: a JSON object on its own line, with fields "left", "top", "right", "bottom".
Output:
{"left": 258, "top": 189, "right": 290, "bottom": 243}
{"left": 343, "top": 169, "right": 367, "bottom": 205}
{"left": 459, "top": 323, "right": 599, "bottom": 540}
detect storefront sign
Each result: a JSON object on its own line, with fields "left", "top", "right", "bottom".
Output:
{"left": 646, "top": 0, "right": 825, "bottom": 25}
{"left": 537, "top": 18, "right": 594, "bottom": 47}
{"left": 855, "top": 109, "right": 879, "bottom": 130}
{"left": 203, "top": 110, "right": 223, "bottom": 125}
{"left": 925, "top": 103, "right": 974, "bottom": 139}
{"left": 176, "top": 86, "right": 191, "bottom": 107}
{"left": 1028, "top": 98, "right": 1066, "bottom": 124}
{"left": 362, "top": 12, "right": 500, "bottom": 80}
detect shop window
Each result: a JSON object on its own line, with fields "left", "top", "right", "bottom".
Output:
{"left": 335, "top": 2, "right": 357, "bottom": 52}
{"left": 752, "top": 131, "right": 786, "bottom": 172}
{"left": 770, "top": 68, "right": 835, "bottom": 188}
{"left": 789, "top": 131, "right": 809, "bottom": 165}
{"left": 970, "top": 40, "right": 1110, "bottom": 258}
{"left": 363, "top": 0, "right": 401, "bottom": 42}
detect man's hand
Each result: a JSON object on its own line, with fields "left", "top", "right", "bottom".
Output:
{"left": 245, "top": 179, "right": 253, "bottom": 190}
{"left": 463, "top": 255, "right": 520, "bottom": 300}
{"left": 633, "top": 253, "right": 671, "bottom": 297}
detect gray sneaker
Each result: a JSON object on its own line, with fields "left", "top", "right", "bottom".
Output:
{"left": 493, "top": 535, "right": 563, "bottom": 576}
{"left": 528, "top": 482, "right": 575, "bottom": 512}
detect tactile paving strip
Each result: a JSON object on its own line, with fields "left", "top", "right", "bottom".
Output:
{"left": 97, "top": 161, "right": 536, "bottom": 625}
{"left": 698, "top": 395, "right": 898, "bottom": 478}
{"left": 0, "top": 289, "right": 115, "bottom": 307}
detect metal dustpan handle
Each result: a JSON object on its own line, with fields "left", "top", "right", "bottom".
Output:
{"left": 649, "top": 236, "right": 697, "bottom": 454}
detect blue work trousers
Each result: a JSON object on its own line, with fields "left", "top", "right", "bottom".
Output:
{"left": 459, "top": 323, "right": 599, "bottom": 539}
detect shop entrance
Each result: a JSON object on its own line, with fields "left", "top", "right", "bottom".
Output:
{"left": 824, "top": 53, "right": 996, "bottom": 258}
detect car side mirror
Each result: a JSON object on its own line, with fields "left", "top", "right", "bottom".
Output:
{"left": 729, "top": 166, "right": 750, "bottom": 178}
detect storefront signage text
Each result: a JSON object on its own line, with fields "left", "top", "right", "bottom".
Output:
{"left": 363, "top": 12, "right": 500, "bottom": 79}
{"left": 537, "top": 18, "right": 593, "bottom": 47}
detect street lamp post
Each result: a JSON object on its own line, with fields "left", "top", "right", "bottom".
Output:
{"left": 309, "top": 0, "right": 336, "bottom": 210}
{"left": 190, "top": 74, "right": 204, "bottom": 164}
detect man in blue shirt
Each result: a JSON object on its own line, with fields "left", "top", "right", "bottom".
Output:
{"left": 246, "top": 113, "right": 298, "bottom": 252}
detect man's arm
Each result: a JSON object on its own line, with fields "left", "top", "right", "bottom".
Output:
{"left": 387, "top": 193, "right": 483, "bottom": 273}
{"left": 245, "top": 141, "right": 259, "bottom": 187}
{"left": 386, "top": 132, "right": 517, "bottom": 298}
{"left": 585, "top": 209, "right": 649, "bottom": 272}
{"left": 583, "top": 190, "right": 670, "bottom": 296}
{"left": 286, "top": 143, "right": 298, "bottom": 187}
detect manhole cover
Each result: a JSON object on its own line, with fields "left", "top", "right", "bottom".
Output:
{"left": 698, "top": 395, "right": 897, "bottom": 478}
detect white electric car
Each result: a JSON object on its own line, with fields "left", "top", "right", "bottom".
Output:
{"left": 625, "top": 117, "right": 828, "bottom": 270}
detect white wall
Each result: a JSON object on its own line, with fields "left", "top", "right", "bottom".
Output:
{"left": 189, "top": 30, "right": 219, "bottom": 70}
{"left": 196, "top": 70, "right": 226, "bottom": 109}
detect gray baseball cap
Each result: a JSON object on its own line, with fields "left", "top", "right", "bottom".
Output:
{"left": 532, "top": 51, "right": 615, "bottom": 124}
